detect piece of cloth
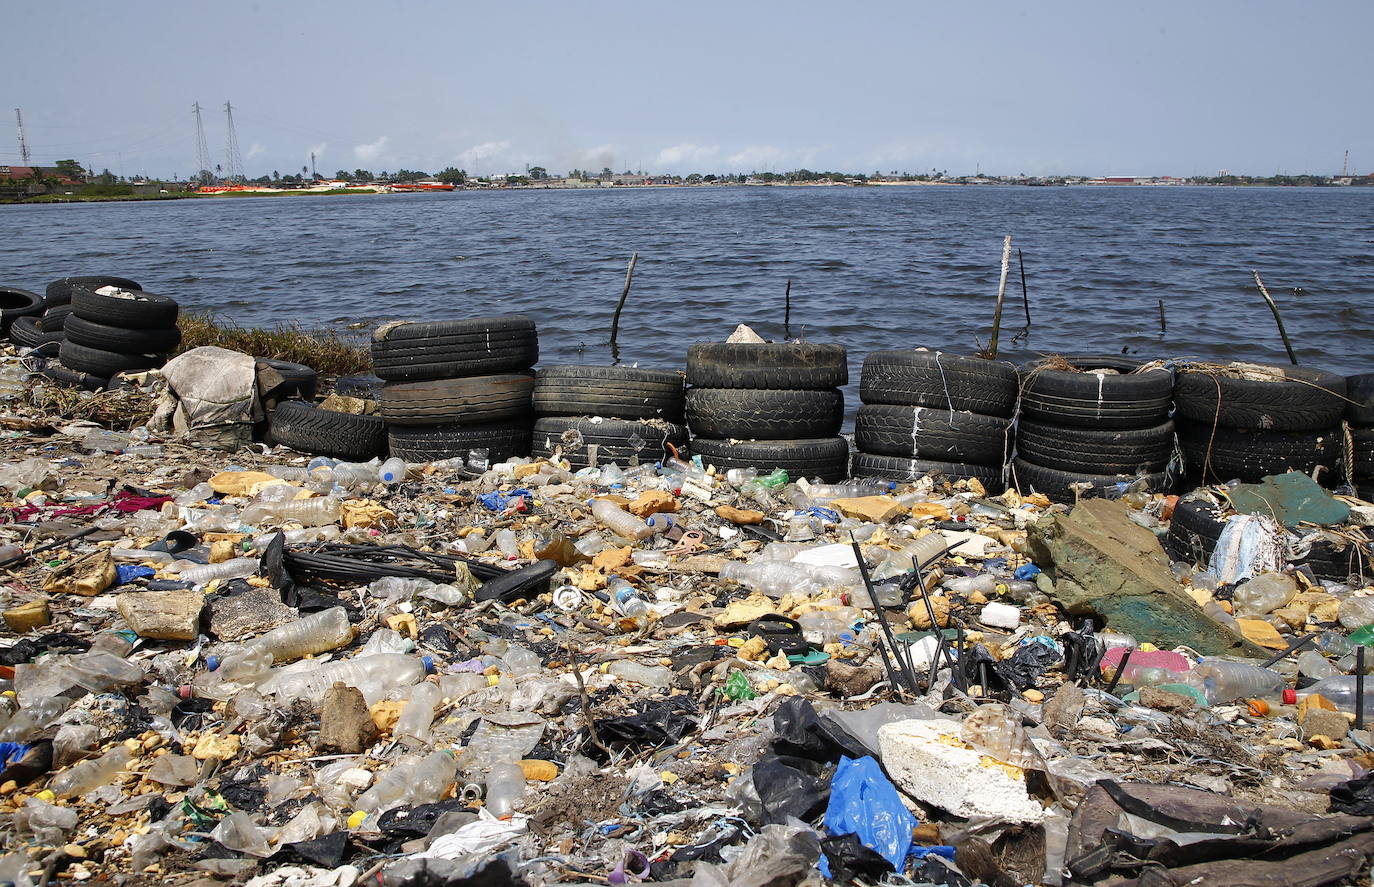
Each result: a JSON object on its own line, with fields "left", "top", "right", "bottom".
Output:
{"left": 149, "top": 346, "right": 262, "bottom": 450}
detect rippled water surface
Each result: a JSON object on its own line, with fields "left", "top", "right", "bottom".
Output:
{"left": 4, "top": 186, "right": 1372, "bottom": 394}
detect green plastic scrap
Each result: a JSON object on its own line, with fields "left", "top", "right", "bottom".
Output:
{"left": 1229, "top": 471, "right": 1350, "bottom": 528}
{"left": 721, "top": 669, "right": 759, "bottom": 700}
{"left": 758, "top": 468, "right": 789, "bottom": 489}
{"left": 180, "top": 790, "right": 232, "bottom": 830}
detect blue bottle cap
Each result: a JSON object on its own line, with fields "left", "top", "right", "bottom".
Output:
{"left": 421, "top": 655, "right": 435, "bottom": 674}
{"left": 207, "top": 655, "right": 221, "bottom": 671}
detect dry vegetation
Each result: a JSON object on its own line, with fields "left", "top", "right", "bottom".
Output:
{"left": 177, "top": 312, "right": 372, "bottom": 376}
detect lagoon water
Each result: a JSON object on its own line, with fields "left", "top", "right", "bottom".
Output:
{"left": 4, "top": 186, "right": 1372, "bottom": 402}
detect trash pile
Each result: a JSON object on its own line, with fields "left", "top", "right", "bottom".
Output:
{"left": 1, "top": 304, "right": 1374, "bottom": 885}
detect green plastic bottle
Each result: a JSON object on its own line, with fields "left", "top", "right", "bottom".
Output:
{"left": 758, "top": 468, "right": 789, "bottom": 489}
{"left": 1349, "top": 624, "right": 1374, "bottom": 648}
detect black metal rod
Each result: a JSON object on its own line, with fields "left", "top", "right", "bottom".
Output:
{"left": 1018, "top": 248, "right": 1030, "bottom": 326}
{"left": 912, "top": 555, "right": 957, "bottom": 680}
{"left": 1104, "top": 648, "right": 1133, "bottom": 696}
{"left": 850, "top": 533, "right": 919, "bottom": 693}
{"left": 783, "top": 279, "right": 792, "bottom": 340}
{"left": 1358, "top": 647, "right": 1366, "bottom": 731}
{"left": 1259, "top": 631, "right": 1319, "bottom": 668}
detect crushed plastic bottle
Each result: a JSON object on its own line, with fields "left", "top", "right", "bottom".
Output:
{"left": 1186, "top": 659, "right": 1285, "bottom": 704}
{"left": 257, "top": 652, "right": 431, "bottom": 705}
{"left": 355, "top": 749, "right": 458, "bottom": 813}
{"left": 591, "top": 499, "right": 653, "bottom": 541}
{"left": 240, "top": 496, "right": 341, "bottom": 528}
{"left": 49, "top": 745, "right": 134, "bottom": 797}
{"left": 177, "top": 557, "right": 260, "bottom": 586}
{"left": 393, "top": 682, "right": 442, "bottom": 746}
{"left": 248, "top": 607, "right": 355, "bottom": 663}
{"left": 1233, "top": 572, "right": 1297, "bottom": 617}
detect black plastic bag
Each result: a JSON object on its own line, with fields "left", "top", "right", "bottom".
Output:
{"left": 584, "top": 697, "right": 697, "bottom": 761}
{"left": 1330, "top": 771, "right": 1374, "bottom": 816}
{"left": 771, "top": 697, "right": 868, "bottom": 763}
{"left": 752, "top": 754, "right": 829, "bottom": 824}
{"left": 995, "top": 640, "right": 1061, "bottom": 692}
{"left": 277, "top": 830, "right": 350, "bottom": 867}
{"left": 821, "top": 833, "right": 893, "bottom": 883}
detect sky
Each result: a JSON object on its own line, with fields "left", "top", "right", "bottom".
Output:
{"left": 4, "top": 0, "right": 1372, "bottom": 179}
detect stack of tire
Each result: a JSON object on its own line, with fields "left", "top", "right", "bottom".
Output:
{"left": 55, "top": 281, "right": 181, "bottom": 386}
{"left": 684, "top": 342, "right": 849, "bottom": 483}
{"left": 530, "top": 365, "right": 687, "bottom": 470}
{"left": 1012, "top": 356, "right": 1174, "bottom": 503}
{"left": 11, "top": 277, "right": 141, "bottom": 362}
{"left": 1349, "top": 373, "right": 1374, "bottom": 502}
{"left": 267, "top": 400, "right": 387, "bottom": 462}
{"left": 1, "top": 285, "right": 49, "bottom": 351}
{"left": 853, "top": 350, "right": 1016, "bottom": 491}
{"left": 1173, "top": 363, "right": 1347, "bottom": 486}
{"left": 372, "top": 315, "right": 538, "bottom": 464}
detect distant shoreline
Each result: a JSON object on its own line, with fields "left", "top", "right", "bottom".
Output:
{"left": 3, "top": 180, "right": 1367, "bottom": 207}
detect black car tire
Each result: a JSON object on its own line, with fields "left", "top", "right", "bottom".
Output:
{"left": 532, "top": 416, "right": 688, "bottom": 470}
{"left": 860, "top": 350, "right": 1018, "bottom": 417}
{"left": 62, "top": 315, "right": 181, "bottom": 353}
{"left": 1015, "top": 419, "right": 1176, "bottom": 475}
{"left": 71, "top": 284, "right": 179, "bottom": 329}
{"left": 59, "top": 340, "right": 164, "bottom": 377}
{"left": 1174, "top": 364, "right": 1347, "bottom": 431}
{"left": 686, "top": 387, "right": 843, "bottom": 440}
{"left": 686, "top": 342, "right": 847, "bottom": 389}
{"left": 1177, "top": 421, "right": 1338, "bottom": 484}
{"left": 1019, "top": 356, "right": 1172, "bottom": 430}
{"left": 370, "top": 316, "right": 538, "bottom": 382}
{"left": 533, "top": 365, "right": 685, "bottom": 420}
{"left": 381, "top": 373, "right": 535, "bottom": 425}
{"left": 9, "top": 316, "right": 64, "bottom": 349}
{"left": 850, "top": 452, "right": 1005, "bottom": 492}
{"left": 268, "top": 401, "right": 387, "bottom": 461}
{"left": 0, "top": 287, "right": 44, "bottom": 334}
{"left": 1011, "top": 457, "right": 1168, "bottom": 504}
{"left": 45, "top": 276, "right": 141, "bottom": 306}
{"left": 387, "top": 419, "right": 532, "bottom": 463}
{"left": 855, "top": 404, "right": 1009, "bottom": 464}
{"left": 691, "top": 436, "right": 850, "bottom": 483}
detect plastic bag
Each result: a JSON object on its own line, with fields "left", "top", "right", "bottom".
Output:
{"left": 751, "top": 754, "right": 828, "bottom": 824}
{"left": 819, "top": 756, "right": 916, "bottom": 876}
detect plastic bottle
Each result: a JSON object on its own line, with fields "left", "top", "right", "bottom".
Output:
{"left": 801, "top": 480, "right": 893, "bottom": 500}
{"left": 608, "top": 578, "right": 650, "bottom": 623}
{"left": 1297, "top": 649, "right": 1341, "bottom": 680}
{"left": 483, "top": 762, "right": 526, "bottom": 817}
{"left": 645, "top": 513, "right": 677, "bottom": 535}
{"left": 329, "top": 460, "right": 381, "bottom": 488}
{"left": 591, "top": 499, "right": 653, "bottom": 541}
{"left": 718, "top": 561, "right": 857, "bottom": 598}
{"left": 0, "top": 696, "right": 72, "bottom": 742}
{"left": 1202, "top": 601, "right": 1242, "bottom": 635}
{"left": 50, "top": 746, "right": 134, "bottom": 797}
{"left": 379, "top": 457, "right": 406, "bottom": 484}
{"left": 266, "top": 465, "right": 313, "bottom": 482}
{"left": 249, "top": 607, "right": 354, "bottom": 662}
{"left": 534, "top": 532, "right": 587, "bottom": 567}
{"left": 240, "top": 496, "right": 341, "bottom": 528}
{"left": 1186, "top": 659, "right": 1285, "bottom": 704}
{"left": 725, "top": 468, "right": 758, "bottom": 486}
{"left": 356, "top": 750, "right": 458, "bottom": 813}
{"left": 257, "top": 653, "right": 431, "bottom": 705}
{"left": 1339, "top": 597, "right": 1374, "bottom": 630}
{"left": 83, "top": 429, "right": 133, "bottom": 453}
{"left": 175, "top": 483, "right": 215, "bottom": 506}
{"left": 178, "top": 557, "right": 260, "bottom": 586}
{"left": 193, "top": 646, "right": 276, "bottom": 701}
{"left": 757, "top": 468, "right": 789, "bottom": 489}
{"left": 1299, "top": 676, "right": 1374, "bottom": 717}
{"left": 393, "top": 682, "right": 442, "bottom": 746}
{"left": 609, "top": 660, "right": 673, "bottom": 688}
{"left": 494, "top": 529, "right": 519, "bottom": 560}
{"left": 1233, "top": 573, "right": 1297, "bottom": 617}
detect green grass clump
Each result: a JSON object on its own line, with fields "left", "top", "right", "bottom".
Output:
{"left": 177, "top": 312, "right": 373, "bottom": 376}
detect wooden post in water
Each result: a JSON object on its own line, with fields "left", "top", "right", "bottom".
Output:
{"left": 608, "top": 252, "right": 638, "bottom": 362}
{"left": 783, "top": 279, "right": 792, "bottom": 340}
{"left": 987, "top": 236, "right": 1013, "bottom": 359}
{"left": 1158, "top": 299, "right": 1166, "bottom": 334}
{"left": 1252, "top": 269, "right": 1297, "bottom": 364}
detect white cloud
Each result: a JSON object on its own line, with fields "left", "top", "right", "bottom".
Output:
{"left": 308, "top": 142, "right": 327, "bottom": 162}
{"left": 654, "top": 143, "right": 719, "bottom": 169}
{"left": 726, "top": 145, "right": 786, "bottom": 170}
{"left": 354, "top": 136, "right": 390, "bottom": 163}
{"left": 245, "top": 143, "right": 265, "bottom": 159}
{"left": 456, "top": 140, "right": 512, "bottom": 170}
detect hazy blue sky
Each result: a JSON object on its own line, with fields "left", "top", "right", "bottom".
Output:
{"left": 5, "top": 0, "right": 1371, "bottom": 178}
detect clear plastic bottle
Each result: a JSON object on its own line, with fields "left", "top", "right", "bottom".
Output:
{"left": 1233, "top": 573, "right": 1297, "bottom": 617}
{"left": 240, "top": 496, "right": 341, "bottom": 528}
{"left": 609, "top": 660, "right": 673, "bottom": 688}
{"left": 0, "top": 696, "right": 72, "bottom": 742}
{"left": 379, "top": 457, "right": 406, "bottom": 485}
{"left": 801, "top": 480, "right": 892, "bottom": 500}
{"left": 175, "top": 483, "right": 215, "bottom": 506}
{"left": 494, "top": 528, "right": 519, "bottom": 560}
{"left": 356, "top": 749, "right": 457, "bottom": 813}
{"left": 590, "top": 499, "right": 653, "bottom": 541}
{"left": 194, "top": 645, "right": 276, "bottom": 701}
{"left": 1299, "top": 676, "right": 1374, "bottom": 717}
{"left": 249, "top": 607, "right": 355, "bottom": 662}
{"left": 1339, "top": 597, "right": 1374, "bottom": 630}
{"left": 178, "top": 557, "right": 260, "bottom": 585}
{"left": 393, "top": 682, "right": 442, "bottom": 746}
{"left": 329, "top": 460, "right": 381, "bottom": 489}
{"left": 608, "top": 578, "right": 650, "bottom": 623}
{"left": 1297, "top": 649, "right": 1340, "bottom": 680}
{"left": 257, "top": 652, "right": 430, "bottom": 704}
{"left": 1185, "top": 659, "right": 1285, "bottom": 704}
{"left": 483, "top": 761, "right": 526, "bottom": 817}
{"left": 1202, "top": 601, "right": 1242, "bottom": 635}
{"left": 645, "top": 513, "right": 677, "bottom": 535}
{"left": 49, "top": 746, "right": 134, "bottom": 797}
{"left": 719, "top": 561, "right": 857, "bottom": 598}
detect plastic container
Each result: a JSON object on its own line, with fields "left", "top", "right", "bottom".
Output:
{"left": 257, "top": 652, "right": 430, "bottom": 705}
{"left": 50, "top": 746, "right": 134, "bottom": 797}
{"left": 178, "top": 557, "right": 260, "bottom": 585}
{"left": 483, "top": 761, "right": 526, "bottom": 818}
{"left": 240, "top": 496, "right": 341, "bottom": 528}
{"left": 1299, "top": 676, "right": 1374, "bottom": 717}
{"left": 801, "top": 480, "right": 893, "bottom": 500}
{"left": 1339, "top": 597, "right": 1374, "bottom": 630}
{"left": 719, "top": 561, "right": 858, "bottom": 598}
{"left": 393, "top": 682, "right": 442, "bottom": 746}
{"left": 608, "top": 578, "right": 650, "bottom": 623}
{"left": 645, "top": 513, "right": 677, "bottom": 534}
{"left": 1186, "top": 659, "right": 1285, "bottom": 704}
{"left": 249, "top": 607, "right": 355, "bottom": 662}
{"left": 591, "top": 499, "right": 653, "bottom": 541}
{"left": 356, "top": 749, "right": 458, "bottom": 813}
{"left": 1297, "top": 649, "right": 1340, "bottom": 680}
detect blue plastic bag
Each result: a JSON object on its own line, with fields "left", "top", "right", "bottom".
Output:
{"left": 116, "top": 564, "right": 156, "bottom": 585}
{"left": 477, "top": 489, "right": 532, "bottom": 512}
{"left": 1014, "top": 563, "right": 1042, "bottom": 581}
{"left": 818, "top": 755, "right": 916, "bottom": 877}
